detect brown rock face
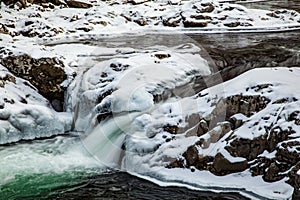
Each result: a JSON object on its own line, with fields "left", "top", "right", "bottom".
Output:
{"left": 1, "top": 54, "right": 67, "bottom": 110}
{"left": 225, "top": 94, "right": 270, "bottom": 118}
{"left": 212, "top": 152, "right": 248, "bottom": 175}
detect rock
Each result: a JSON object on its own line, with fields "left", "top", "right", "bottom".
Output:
{"left": 212, "top": 152, "right": 248, "bottom": 175}
{"left": 163, "top": 125, "right": 178, "bottom": 134}
{"left": 65, "top": 0, "right": 92, "bottom": 8}
{"left": 190, "top": 15, "right": 212, "bottom": 20}
{"left": 229, "top": 115, "right": 245, "bottom": 129}
{"left": 0, "top": 23, "right": 9, "bottom": 35}
{"left": 183, "top": 145, "right": 199, "bottom": 166}
{"left": 263, "top": 163, "right": 285, "bottom": 182}
{"left": 208, "top": 122, "right": 231, "bottom": 143}
{"left": 0, "top": 74, "right": 16, "bottom": 88}
{"left": 0, "top": 54, "right": 67, "bottom": 110}
{"left": 154, "top": 53, "right": 171, "bottom": 60}
{"left": 250, "top": 157, "right": 273, "bottom": 176}
{"left": 197, "top": 3, "right": 214, "bottom": 13}
{"left": 225, "top": 95, "right": 270, "bottom": 118}
{"left": 288, "top": 111, "right": 300, "bottom": 125}
{"left": 287, "top": 162, "right": 300, "bottom": 198}
{"left": 226, "top": 135, "right": 266, "bottom": 160}
{"left": 127, "top": 0, "right": 148, "bottom": 5}
{"left": 276, "top": 140, "right": 300, "bottom": 165}
{"left": 134, "top": 18, "right": 148, "bottom": 26}
{"left": 162, "top": 16, "right": 181, "bottom": 27}
{"left": 2, "top": 0, "right": 67, "bottom": 8}
{"left": 224, "top": 22, "right": 240, "bottom": 28}
{"left": 183, "top": 20, "right": 208, "bottom": 28}
{"left": 167, "top": 158, "right": 184, "bottom": 168}
{"left": 197, "top": 119, "right": 209, "bottom": 136}
{"left": 179, "top": 113, "right": 201, "bottom": 136}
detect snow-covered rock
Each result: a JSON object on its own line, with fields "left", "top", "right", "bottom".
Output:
{"left": 73, "top": 44, "right": 211, "bottom": 131}
{"left": 0, "top": 64, "right": 72, "bottom": 144}
{"left": 120, "top": 67, "right": 300, "bottom": 199}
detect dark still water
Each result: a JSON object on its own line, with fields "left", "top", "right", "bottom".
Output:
{"left": 49, "top": 172, "right": 250, "bottom": 200}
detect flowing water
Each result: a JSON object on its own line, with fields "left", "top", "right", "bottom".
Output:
{"left": 1, "top": 1, "right": 300, "bottom": 199}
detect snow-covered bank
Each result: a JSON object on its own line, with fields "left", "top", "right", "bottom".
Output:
{"left": 1, "top": 0, "right": 300, "bottom": 38}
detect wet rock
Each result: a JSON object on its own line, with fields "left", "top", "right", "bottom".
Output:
{"left": 212, "top": 152, "right": 248, "bottom": 175}
{"left": 1, "top": 54, "right": 67, "bottom": 109}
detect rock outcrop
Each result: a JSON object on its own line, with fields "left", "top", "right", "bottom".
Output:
{"left": 0, "top": 54, "right": 68, "bottom": 111}
{"left": 166, "top": 88, "right": 300, "bottom": 194}
{"left": 0, "top": 65, "right": 72, "bottom": 144}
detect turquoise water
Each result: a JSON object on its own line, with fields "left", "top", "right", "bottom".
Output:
{"left": 0, "top": 135, "right": 105, "bottom": 199}
{"left": 1, "top": 170, "right": 93, "bottom": 199}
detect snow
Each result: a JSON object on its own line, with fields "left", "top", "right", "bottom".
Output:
{"left": 1, "top": 0, "right": 300, "bottom": 38}
{"left": 0, "top": 65, "right": 72, "bottom": 144}
{"left": 117, "top": 67, "right": 300, "bottom": 199}
{"left": 133, "top": 168, "right": 294, "bottom": 200}
{"left": 73, "top": 46, "right": 210, "bottom": 131}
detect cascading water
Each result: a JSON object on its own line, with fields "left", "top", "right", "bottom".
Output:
{"left": 82, "top": 112, "right": 143, "bottom": 168}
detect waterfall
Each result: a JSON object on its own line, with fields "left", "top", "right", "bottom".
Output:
{"left": 81, "top": 112, "right": 142, "bottom": 169}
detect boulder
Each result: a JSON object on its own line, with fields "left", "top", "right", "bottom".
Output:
{"left": 212, "top": 152, "right": 248, "bottom": 175}
{"left": 65, "top": 0, "right": 92, "bottom": 8}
